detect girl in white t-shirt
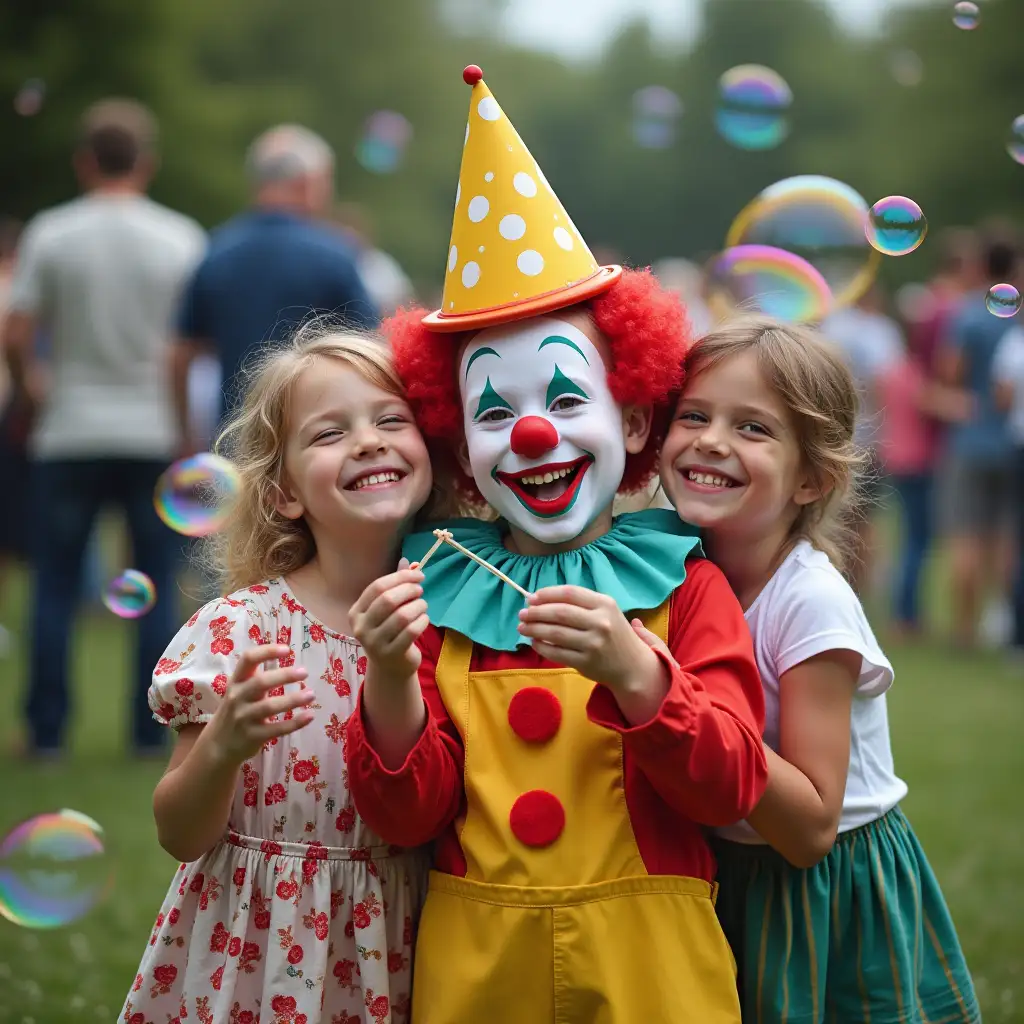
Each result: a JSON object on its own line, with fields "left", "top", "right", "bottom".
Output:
{"left": 646, "top": 314, "right": 978, "bottom": 1023}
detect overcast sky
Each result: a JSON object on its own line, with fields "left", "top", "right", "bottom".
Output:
{"left": 497, "top": 0, "right": 937, "bottom": 57}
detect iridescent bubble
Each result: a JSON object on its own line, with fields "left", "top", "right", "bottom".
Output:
{"left": 13, "top": 79, "right": 45, "bottom": 117}
{"left": 889, "top": 49, "right": 924, "bottom": 87}
{"left": 716, "top": 65, "right": 793, "bottom": 151}
{"left": 355, "top": 110, "right": 413, "bottom": 174}
{"left": 154, "top": 452, "right": 240, "bottom": 537}
{"left": 726, "top": 175, "right": 879, "bottom": 309}
{"left": 0, "top": 811, "right": 112, "bottom": 928}
{"left": 866, "top": 196, "right": 928, "bottom": 256}
{"left": 706, "top": 245, "right": 832, "bottom": 324}
{"left": 985, "top": 283, "right": 1022, "bottom": 318}
{"left": 102, "top": 569, "right": 156, "bottom": 619}
{"left": 631, "top": 86, "right": 683, "bottom": 150}
{"left": 952, "top": 1, "right": 980, "bottom": 29}
{"left": 1006, "top": 114, "right": 1024, "bottom": 166}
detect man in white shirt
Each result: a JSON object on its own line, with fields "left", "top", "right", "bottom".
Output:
{"left": 993, "top": 323, "right": 1024, "bottom": 652}
{"left": 2, "top": 99, "right": 205, "bottom": 757}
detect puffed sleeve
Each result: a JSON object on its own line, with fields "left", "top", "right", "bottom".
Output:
{"left": 147, "top": 596, "right": 263, "bottom": 729}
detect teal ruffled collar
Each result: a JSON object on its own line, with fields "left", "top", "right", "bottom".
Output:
{"left": 402, "top": 509, "right": 702, "bottom": 652}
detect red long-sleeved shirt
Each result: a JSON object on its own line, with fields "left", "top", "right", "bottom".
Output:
{"left": 347, "top": 557, "right": 767, "bottom": 883}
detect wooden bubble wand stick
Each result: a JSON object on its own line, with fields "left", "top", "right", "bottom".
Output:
{"left": 412, "top": 528, "right": 532, "bottom": 600}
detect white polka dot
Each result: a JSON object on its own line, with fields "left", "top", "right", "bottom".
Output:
{"left": 462, "top": 261, "right": 481, "bottom": 288}
{"left": 513, "top": 292, "right": 519, "bottom": 298}
{"left": 464, "top": 124, "right": 469, "bottom": 145}
{"left": 513, "top": 172, "right": 537, "bottom": 198}
{"left": 553, "top": 227, "right": 573, "bottom": 251}
{"left": 517, "top": 250, "right": 544, "bottom": 276}
{"left": 484, "top": 171, "right": 494, "bottom": 182}
{"left": 499, "top": 214, "right": 526, "bottom": 241}
{"left": 478, "top": 245, "right": 485, "bottom": 253}
{"left": 448, "top": 246, "right": 458, "bottom": 272}
{"left": 455, "top": 182, "right": 461, "bottom": 207}
{"left": 468, "top": 196, "right": 490, "bottom": 223}
{"left": 535, "top": 163, "right": 551, "bottom": 189}
{"left": 449, "top": 301, "right": 454, "bottom": 309}
{"left": 477, "top": 97, "right": 501, "bottom": 121}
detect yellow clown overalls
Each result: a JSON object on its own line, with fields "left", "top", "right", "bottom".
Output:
{"left": 410, "top": 602, "right": 741, "bottom": 1024}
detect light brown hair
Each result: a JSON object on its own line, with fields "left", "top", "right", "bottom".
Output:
{"left": 206, "top": 324, "right": 441, "bottom": 594}
{"left": 78, "top": 98, "right": 157, "bottom": 176}
{"left": 683, "top": 314, "right": 868, "bottom": 570}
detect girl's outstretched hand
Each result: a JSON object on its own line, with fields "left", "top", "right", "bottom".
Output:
{"left": 206, "top": 644, "right": 315, "bottom": 765}
{"left": 349, "top": 566, "right": 429, "bottom": 683}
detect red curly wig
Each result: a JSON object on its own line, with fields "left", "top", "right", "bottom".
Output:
{"left": 387, "top": 268, "right": 691, "bottom": 503}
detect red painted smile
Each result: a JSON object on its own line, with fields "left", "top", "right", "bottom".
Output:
{"left": 495, "top": 456, "right": 593, "bottom": 517}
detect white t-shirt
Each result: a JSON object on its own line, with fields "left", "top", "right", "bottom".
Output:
{"left": 717, "top": 541, "right": 907, "bottom": 843}
{"left": 8, "top": 194, "right": 205, "bottom": 460}
{"left": 992, "top": 325, "right": 1024, "bottom": 446}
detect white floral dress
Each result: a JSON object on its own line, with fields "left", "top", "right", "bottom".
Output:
{"left": 119, "top": 579, "right": 429, "bottom": 1024}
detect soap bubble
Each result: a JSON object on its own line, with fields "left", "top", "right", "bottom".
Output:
{"left": 952, "top": 1, "right": 980, "bottom": 29}
{"left": 726, "top": 175, "right": 879, "bottom": 309}
{"left": 102, "top": 570, "right": 156, "bottom": 619}
{"left": 355, "top": 111, "right": 412, "bottom": 174}
{"left": 154, "top": 452, "right": 240, "bottom": 537}
{"left": 13, "top": 79, "right": 45, "bottom": 117}
{"left": 1006, "top": 115, "right": 1024, "bottom": 166}
{"left": 631, "top": 86, "right": 683, "bottom": 150}
{"left": 985, "top": 283, "right": 1022, "bottom": 318}
{"left": 0, "top": 811, "right": 112, "bottom": 928}
{"left": 889, "top": 49, "right": 924, "bottom": 87}
{"left": 715, "top": 65, "right": 792, "bottom": 151}
{"left": 706, "top": 245, "right": 832, "bottom": 324}
{"left": 866, "top": 196, "right": 928, "bottom": 256}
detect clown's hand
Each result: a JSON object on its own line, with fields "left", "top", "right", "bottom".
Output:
{"left": 629, "top": 618, "right": 679, "bottom": 669}
{"left": 518, "top": 586, "right": 670, "bottom": 722}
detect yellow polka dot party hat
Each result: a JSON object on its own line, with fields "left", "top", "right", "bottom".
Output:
{"left": 422, "top": 65, "right": 622, "bottom": 332}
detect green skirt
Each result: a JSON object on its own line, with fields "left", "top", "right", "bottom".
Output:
{"left": 713, "top": 806, "right": 979, "bottom": 1024}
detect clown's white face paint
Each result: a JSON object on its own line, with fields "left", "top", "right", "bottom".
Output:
{"left": 459, "top": 316, "right": 626, "bottom": 545}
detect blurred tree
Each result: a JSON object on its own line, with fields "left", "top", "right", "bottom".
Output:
{"left": 1, "top": 0, "right": 1021, "bottom": 296}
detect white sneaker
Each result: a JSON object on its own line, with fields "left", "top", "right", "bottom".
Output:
{"left": 980, "top": 599, "right": 1013, "bottom": 649}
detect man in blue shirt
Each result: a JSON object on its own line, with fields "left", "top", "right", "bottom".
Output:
{"left": 171, "top": 124, "right": 377, "bottom": 446}
{"left": 938, "top": 232, "right": 1020, "bottom": 648}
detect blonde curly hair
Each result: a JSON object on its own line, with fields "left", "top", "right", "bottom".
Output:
{"left": 204, "top": 324, "right": 434, "bottom": 594}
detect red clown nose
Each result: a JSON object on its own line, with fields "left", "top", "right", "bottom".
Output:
{"left": 510, "top": 416, "right": 559, "bottom": 459}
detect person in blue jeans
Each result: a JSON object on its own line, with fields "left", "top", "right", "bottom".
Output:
{"left": 2, "top": 99, "right": 205, "bottom": 756}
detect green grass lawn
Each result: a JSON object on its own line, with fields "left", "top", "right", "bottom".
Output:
{"left": 0, "top": 555, "right": 1022, "bottom": 1023}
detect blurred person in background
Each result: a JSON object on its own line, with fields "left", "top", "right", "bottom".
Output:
{"left": 821, "top": 282, "right": 904, "bottom": 595}
{"left": 0, "top": 217, "right": 27, "bottom": 654}
{"left": 171, "top": 125, "right": 377, "bottom": 450}
{"left": 937, "top": 229, "right": 1019, "bottom": 649}
{"left": 876, "top": 325, "right": 972, "bottom": 639}
{"left": 1, "top": 99, "right": 205, "bottom": 757}
{"left": 653, "top": 257, "right": 713, "bottom": 338}
{"left": 992, "top": 319, "right": 1024, "bottom": 659}
{"left": 333, "top": 201, "right": 416, "bottom": 316}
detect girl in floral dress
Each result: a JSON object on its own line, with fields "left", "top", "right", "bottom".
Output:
{"left": 120, "top": 328, "right": 436, "bottom": 1024}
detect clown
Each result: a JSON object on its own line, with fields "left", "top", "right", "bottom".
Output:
{"left": 347, "top": 66, "right": 767, "bottom": 1023}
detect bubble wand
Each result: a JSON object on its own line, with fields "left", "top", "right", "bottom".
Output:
{"left": 412, "top": 529, "right": 532, "bottom": 600}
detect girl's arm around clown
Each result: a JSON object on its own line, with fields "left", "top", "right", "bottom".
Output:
{"left": 590, "top": 559, "right": 768, "bottom": 827}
